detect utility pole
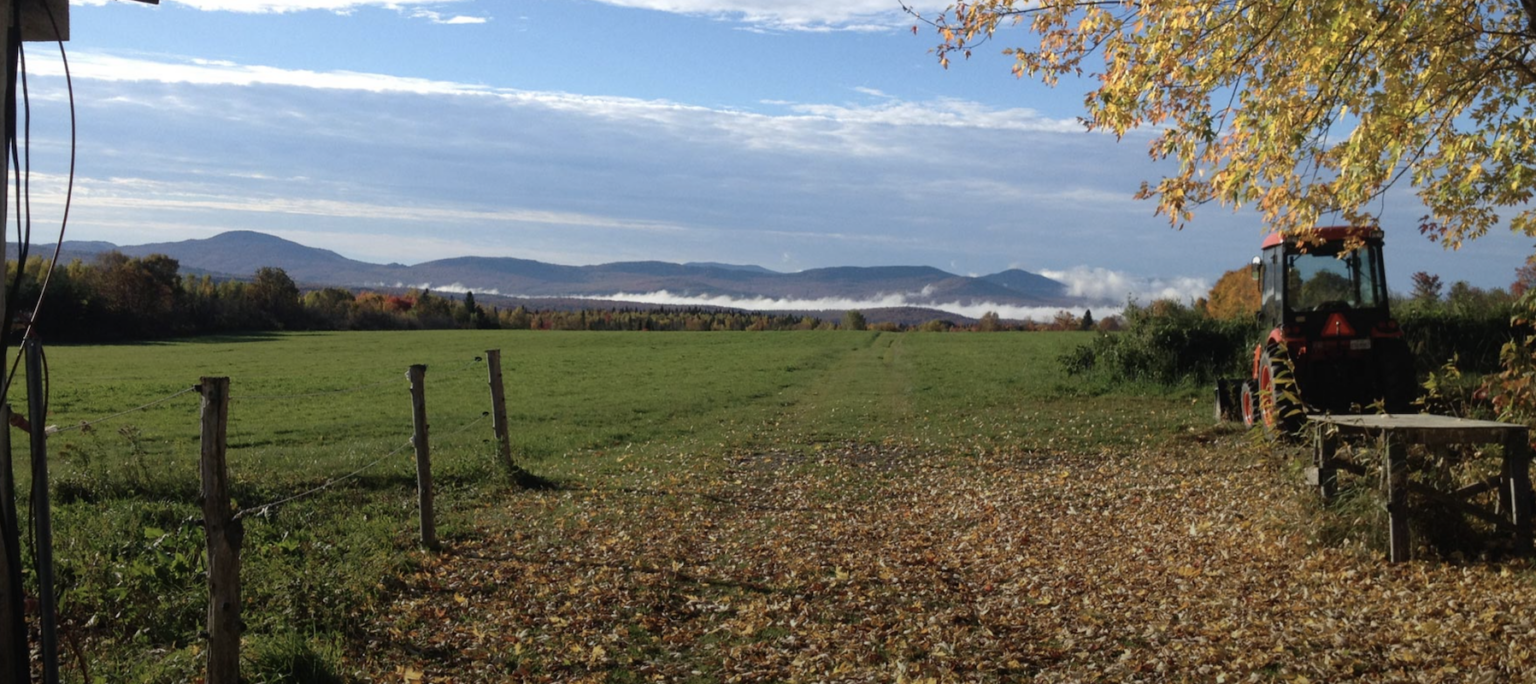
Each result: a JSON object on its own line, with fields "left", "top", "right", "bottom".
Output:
{"left": 0, "top": 2, "right": 153, "bottom": 679}
{"left": 2, "top": 6, "right": 68, "bottom": 680}
{"left": 1, "top": 3, "right": 65, "bottom": 682}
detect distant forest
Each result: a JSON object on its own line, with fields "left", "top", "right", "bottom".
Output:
{"left": 4, "top": 252, "right": 1097, "bottom": 343}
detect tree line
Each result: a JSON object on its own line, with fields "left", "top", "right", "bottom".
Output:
{"left": 4, "top": 252, "right": 1105, "bottom": 343}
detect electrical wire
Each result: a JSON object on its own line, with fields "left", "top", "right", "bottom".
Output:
{"left": 1, "top": 11, "right": 74, "bottom": 404}
{"left": 6, "top": 35, "right": 29, "bottom": 329}
{"left": 21, "top": 1, "right": 76, "bottom": 345}
{"left": 1, "top": 31, "right": 29, "bottom": 406}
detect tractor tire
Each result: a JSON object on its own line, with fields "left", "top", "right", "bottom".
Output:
{"left": 1240, "top": 380, "right": 1257, "bottom": 428}
{"left": 1214, "top": 379, "right": 1245, "bottom": 423}
{"left": 1259, "top": 344, "right": 1304, "bottom": 441}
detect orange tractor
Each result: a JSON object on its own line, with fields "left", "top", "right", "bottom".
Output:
{"left": 1218, "top": 226, "right": 1417, "bottom": 436}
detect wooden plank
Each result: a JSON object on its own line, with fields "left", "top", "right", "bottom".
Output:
{"left": 1451, "top": 476, "right": 1501, "bottom": 501}
{"left": 1312, "top": 414, "right": 1520, "bottom": 431}
{"left": 1310, "top": 414, "right": 1523, "bottom": 447}
{"left": 1507, "top": 430, "right": 1533, "bottom": 556}
{"left": 1385, "top": 435, "right": 1410, "bottom": 562}
{"left": 17, "top": 0, "right": 69, "bottom": 42}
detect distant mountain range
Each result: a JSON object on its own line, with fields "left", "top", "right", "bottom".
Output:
{"left": 12, "top": 230, "right": 1079, "bottom": 310}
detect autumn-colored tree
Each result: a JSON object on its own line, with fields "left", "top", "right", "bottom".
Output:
{"left": 1050, "top": 310, "right": 1081, "bottom": 331}
{"left": 914, "top": 2, "right": 1536, "bottom": 244}
{"left": 843, "top": 310, "right": 868, "bottom": 331}
{"left": 977, "top": 310, "right": 1003, "bottom": 331}
{"left": 1513, "top": 257, "right": 1536, "bottom": 298}
{"left": 1204, "top": 267, "right": 1259, "bottom": 321}
{"left": 1411, "top": 272, "right": 1445, "bottom": 302}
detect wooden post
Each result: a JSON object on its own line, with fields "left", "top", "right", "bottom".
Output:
{"left": 1311, "top": 423, "right": 1337, "bottom": 502}
{"left": 485, "top": 350, "right": 515, "bottom": 475}
{"left": 408, "top": 365, "right": 438, "bottom": 550}
{"left": 199, "top": 377, "right": 240, "bottom": 684}
{"left": 0, "top": 404, "right": 24, "bottom": 684}
{"left": 1506, "top": 429, "right": 1533, "bottom": 556}
{"left": 1384, "top": 434, "right": 1410, "bottom": 563}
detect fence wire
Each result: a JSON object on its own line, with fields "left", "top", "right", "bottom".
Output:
{"left": 46, "top": 385, "right": 199, "bottom": 435}
{"left": 230, "top": 356, "right": 483, "bottom": 402}
{"left": 233, "top": 411, "right": 492, "bottom": 521}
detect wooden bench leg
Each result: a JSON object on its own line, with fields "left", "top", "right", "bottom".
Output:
{"left": 1385, "top": 435, "right": 1410, "bottom": 562}
{"left": 1507, "top": 430, "right": 1533, "bottom": 557}
{"left": 1312, "top": 425, "right": 1337, "bottom": 502}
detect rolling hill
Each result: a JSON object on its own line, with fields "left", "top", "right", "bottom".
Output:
{"left": 33, "top": 230, "right": 1078, "bottom": 310}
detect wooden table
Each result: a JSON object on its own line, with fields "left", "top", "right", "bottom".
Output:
{"left": 1308, "top": 414, "right": 1533, "bottom": 562}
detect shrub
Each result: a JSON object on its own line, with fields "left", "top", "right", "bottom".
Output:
{"left": 1060, "top": 299, "right": 1256, "bottom": 386}
{"left": 1397, "top": 305, "right": 1516, "bottom": 375}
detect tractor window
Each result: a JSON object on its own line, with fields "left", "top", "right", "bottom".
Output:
{"left": 1286, "top": 245, "right": 1383, "bottom": 311}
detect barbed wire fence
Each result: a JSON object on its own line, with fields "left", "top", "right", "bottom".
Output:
{"left": 13, "top": 348, "right": 519, "bottom": 684}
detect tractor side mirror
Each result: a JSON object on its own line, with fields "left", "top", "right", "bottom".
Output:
{"left": 1250, "top": 255, "right": 1262, "bottom": 281}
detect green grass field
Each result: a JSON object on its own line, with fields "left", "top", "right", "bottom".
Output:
{"left": 18, "top": 330, "right": 1210, "bottom": 681}
{"left": 19, "top": 330, "right": 1532, "bottom": 682}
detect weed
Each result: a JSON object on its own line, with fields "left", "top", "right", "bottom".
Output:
{"left": 244, "top": 631, "right": 346, "bottom": 684}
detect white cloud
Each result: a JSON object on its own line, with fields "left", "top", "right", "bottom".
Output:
{"left": 777, "top": 98, "right": 1081, "bottom": 134}
{"left": 583, "top": 0, "right": 947, "bottom": 31}
{"left": 100, "top": 0, "right": 911, "bottom": 30}
{"left": 1040, "top": 266, "right": 1210, "bottom": 304}
{"left": 44, "top": 53, "right": 1084, "bottom": 162}
{"left": 73, "top": 180, "right": 691, "bottom": 234}
{"left": 167, "top": 0, "right": 459, "bottom": 13}
{"left": 59, "top": 53, "right": 1072, "bottom": 128}
{"left": 410, "top": 8, "right": 488, "bottom": 24}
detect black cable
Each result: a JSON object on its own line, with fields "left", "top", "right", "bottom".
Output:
{"left": 0, "top": 4, "right": 20, "bottom": 407}
{"left": 2, "top": 5, "right": 75, "bottom": 402}
{"left": 22, "top": 1, "right": 75, "bottom": 344}
{"left": 5, "top": 35, "right": 26, "bottom": 330}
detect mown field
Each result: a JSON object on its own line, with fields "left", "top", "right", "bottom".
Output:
{"left": 17, "top": 330, "right": 1536, "bottom": 681}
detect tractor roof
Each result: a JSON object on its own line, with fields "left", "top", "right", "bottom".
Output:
{"left": 1261, "top": 225, "right": 1382, "bottom": 249}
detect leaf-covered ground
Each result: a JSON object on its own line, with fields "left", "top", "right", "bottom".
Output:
{"left": 353, "top": 432, "right": 1536, "bottom": 682}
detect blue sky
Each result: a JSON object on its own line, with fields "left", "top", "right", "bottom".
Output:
{"left": 12, "top": 0, "right": 1532, "bottom": 305}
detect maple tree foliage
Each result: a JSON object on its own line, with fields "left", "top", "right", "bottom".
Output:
{"left": 911, "top": 1, "right": 1536, "bottom": 245}
{"left": 1204, "top": 266, "right": 1260, "bottom": 320}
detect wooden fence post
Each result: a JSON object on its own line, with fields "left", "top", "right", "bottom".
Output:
{"left": 408, "top": 365, "right": 438, "bottom": 550}
{"left": 0, "top": 403, "right": 25, "bottom": 684}
{"left": 485, "top": 350, "right": 515, "bottom": 475}
{"left": 199, "top": 377, "right": 240, "bottom": 684}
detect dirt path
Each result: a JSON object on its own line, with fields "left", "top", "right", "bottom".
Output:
{"left": 355, "top": 435, "right": 1536, "bottom": 682}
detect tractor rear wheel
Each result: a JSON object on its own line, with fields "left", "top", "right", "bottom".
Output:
{"left": 1259, "top": 344, "right": 1303, "bottom": 440}
{"left": 1240, "top": 380, "right": 1257, "bottom": 428}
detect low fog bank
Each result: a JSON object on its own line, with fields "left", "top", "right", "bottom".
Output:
{"left": 399, "top": 267, "right": 1210, "bottom": 322}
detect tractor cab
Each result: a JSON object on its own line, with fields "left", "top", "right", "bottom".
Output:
{"left": 1237, "top": 226, "right": 1415, "bottom": 434}
{"left": 1256, "top": 226, "right": 1397, "bottom": 349}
